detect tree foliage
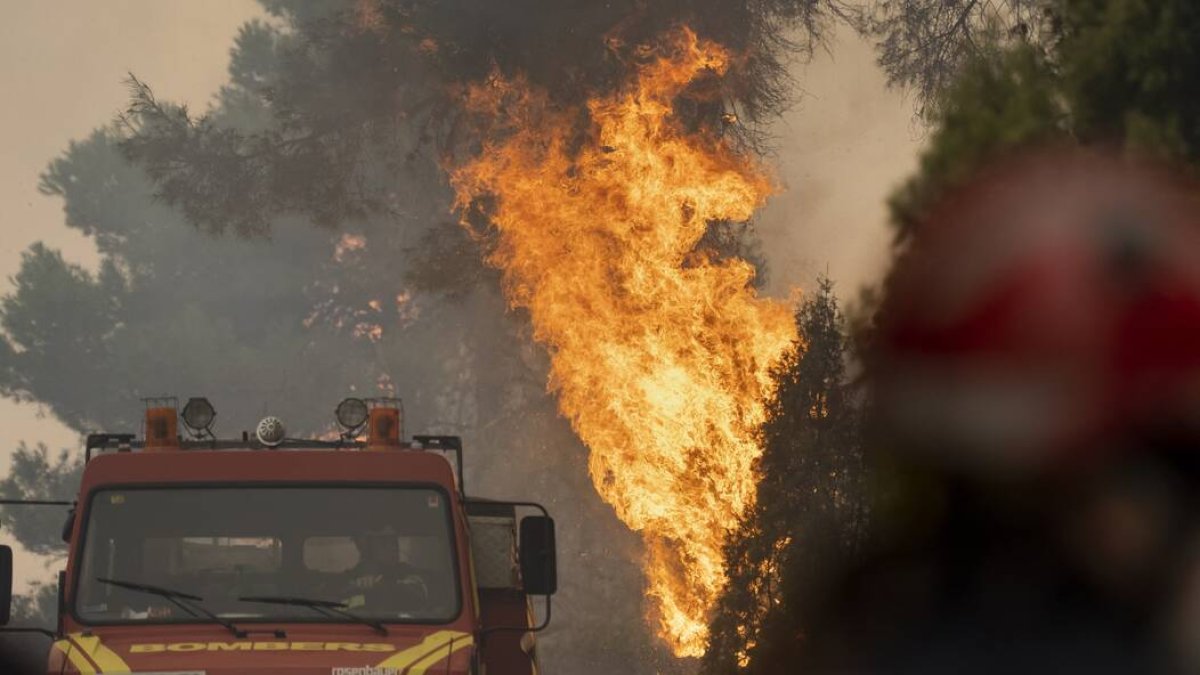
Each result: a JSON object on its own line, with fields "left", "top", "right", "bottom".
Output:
{"left": 866, "top": 0, "right": 1059, "bottom": 118}
{"left": 885, "top": 0, "right": 1200, "bottom": 241}
{"left": 703, "top": 278, "right": 868, "bottom": 673}
{"left": 1063, "top": 0, "right": 1200, "bottom": 161}
{"left": 0, "top": 444, "right": 79, "bottom": 631}
{"left": 0, "top": 444, "right": 78, "bottom": 558}
{"left": 116, "top": 0, "right": 862, "bottom": 239}
{"left": 3, "top": 130, "right": 369, "bottom": 436}
{"left": 887, "top": 42, "right": 1064, "bottom": 234}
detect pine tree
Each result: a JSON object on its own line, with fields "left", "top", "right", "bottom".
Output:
{"left": 703, "top": 277, "right": 867, "bottom": 673}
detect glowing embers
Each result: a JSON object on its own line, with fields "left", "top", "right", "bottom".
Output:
{"left": 450, "top": 28, "right": 795, "bottom": 656}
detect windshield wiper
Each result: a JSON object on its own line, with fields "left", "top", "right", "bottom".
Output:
{"left": 238, "top": 595, "right": 388, "bottom": 636}
{"left": 97, "top": 577, "right": 246, "bottom": 638}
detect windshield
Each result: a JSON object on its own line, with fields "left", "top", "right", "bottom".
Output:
{"left": 74, "top": 486, "right": 460, "bottom": 625}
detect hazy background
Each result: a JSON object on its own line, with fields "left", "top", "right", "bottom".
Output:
{"left": 0, "top": 0, "right": 917, "bottom": 595}
{"left": 0, "top": 0, "right": 266, "bottom": 589}
{"left": 759, "top": 24, "right": 921, "bottom": 296}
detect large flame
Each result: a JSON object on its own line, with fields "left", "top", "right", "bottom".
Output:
{"left": 450, "top": 28, "right": 796, "bottom": 656}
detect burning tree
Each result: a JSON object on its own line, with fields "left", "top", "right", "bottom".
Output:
{"left": 448, "top": 30, "right": 796, "bottom": 655}
{"left": 105, "top": 0, "right": 853, "bottom": 664}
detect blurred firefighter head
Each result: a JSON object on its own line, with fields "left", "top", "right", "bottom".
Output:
{"left": 878, "top": 149, "right": 1200, "bottom": 470}
{"left": 870, "top": 147, "right": 1200, "bottom": 668}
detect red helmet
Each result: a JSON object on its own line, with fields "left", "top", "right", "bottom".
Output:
{"left": 875, "top": 148, "right": 1200, "bottom": 473}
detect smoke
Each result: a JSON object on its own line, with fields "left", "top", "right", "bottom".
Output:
{"left": 757, "top": 22, "right": 922, "bottom": 298}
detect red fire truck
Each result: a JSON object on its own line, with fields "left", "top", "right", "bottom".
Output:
{"left": 0, "top": 397, "right": 557, "bottom": 674}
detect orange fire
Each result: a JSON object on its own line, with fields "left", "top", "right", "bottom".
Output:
{"left": 450, "top": 28, "right": 796, "bottom": 656}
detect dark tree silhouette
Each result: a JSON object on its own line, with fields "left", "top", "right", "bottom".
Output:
{"left": 703, "top": 278, "right": 868, "bottom": 673}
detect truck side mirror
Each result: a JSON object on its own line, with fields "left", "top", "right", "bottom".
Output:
{"left": 518, "top": 516, "right": 557, "bottom": 596}
{"left": 0, "top": 545, "right": 12, "bottom": 625}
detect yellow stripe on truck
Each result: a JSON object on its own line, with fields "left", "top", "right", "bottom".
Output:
{"left": 70, "top": 633, "right": 132, "bottom": 673}
{"left": 50, "top": 634, "right": 133, "bottom": 674}
{"left": 51, "top": 637, "right": 97, "bottom": 674}
{"left": 375, "top": 630, "right": 469, "bottom": 669}
{"left": 52, "top": 631, "right": 471, "bottom": 673}
{"left": 408, "top": 635, "right": 474, "bottom": 674}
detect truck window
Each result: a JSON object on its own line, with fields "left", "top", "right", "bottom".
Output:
{"left": 74, "top": 486, "right": 460, "bottom": 625}
{"left": 304, "top": 536, "right": 360, "bottom": 573}
{"left": 144, "top": 536, "right": 283, "bottom": 575}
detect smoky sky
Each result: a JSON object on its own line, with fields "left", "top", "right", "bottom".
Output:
{"left": 0, "top": 0, "right": 265, "bottom": 594}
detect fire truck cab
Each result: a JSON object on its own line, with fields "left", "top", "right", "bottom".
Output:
{"left": 0, "top": 398, "right": 556, "bottom": 674}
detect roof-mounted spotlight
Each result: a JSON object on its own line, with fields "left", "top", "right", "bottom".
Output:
{"left": 335, "top": 397, "right": 369, "bottom": 433}
{"left": 181, "top": 397, "right": 216, "bottom": 438}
